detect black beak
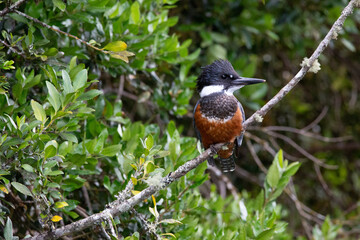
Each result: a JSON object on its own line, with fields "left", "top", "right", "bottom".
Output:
{"left": 233, "top": 77, "right": 266, "bottom": 86}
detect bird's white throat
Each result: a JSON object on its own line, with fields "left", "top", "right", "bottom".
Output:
{"left": 199, "top": 85, "right": 243, "bottom": 97}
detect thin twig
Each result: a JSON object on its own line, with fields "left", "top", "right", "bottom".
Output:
{"left": 13, "top": 10, "right": 102, "bottom": 51}
{"left": 234, "top": 165, "right": 262, "bottom": 185}
{"left": 243, "top": 1, "right": 358, "bottom": 129}
{"left": 116, "top": 75, "right": 125, "bottom": 101}
{"left": 245, "top": 138, "right": 268, "bottom": 173}
{"left": 263, "top": 130, "right": 338, "bottom": 169}
{"left": 207, "top": 165, "right": 240, "bottom": 200}
{"left": 245, "top": 132, "right": 277, "bottom": 156}
{"left": 314, "top": 164, "right": 334, "bottom": 198}
{"left": 131, "top": 209, "right": 161, "bottom": 240}
{"left": 74, "top": 206, "right": 89, "bottom": 219}
{"left": 159, "top": 184, "right": 191, "bottom": 220}
{"left": 106, "top": 217, "right": 116, "bottom": 238}
{"left": 108, "top": 170, "right": 142, "bottom": 209}
{"left": 82, "top": 185, "right": 93, "bottom": 214}
{"left": 285, "top": 182, "right": 314, "bottom": 239}
{"left": 302, "top": 107, "right": 329, "bottom": 131}
{"left": 267, "top": 136, "right": 299, "bottom": 161}
{"left": 0, "top": 0, "right": 27, "bottom": 16}
{"left": 251, "top": 126, "right": 352, "bottom": 143}
{"left": 0, "top": 39, "right": 25, "bottom": 56}
{"left": 12, "top": 10, "right": 130, "bottom": 59}
{"left": 100, "top": 225, "right": 111, "bottom": 240}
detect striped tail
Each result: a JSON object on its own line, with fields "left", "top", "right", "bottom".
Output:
{"left": 219, "top": 156, "right": 235, "bottom": 172}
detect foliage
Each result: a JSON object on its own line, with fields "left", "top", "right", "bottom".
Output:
{"left": 0, "top": 0, "right": 359, "bottom": 239}
{"left": 175, "top": 0, "right": 360, "bottom": 238}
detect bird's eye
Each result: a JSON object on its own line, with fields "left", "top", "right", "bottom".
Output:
{"left": 221, "top": 74, "right": 227, "bottom": 79}
{"left": 229, "top": 74, "right": 234, "bottom": 79}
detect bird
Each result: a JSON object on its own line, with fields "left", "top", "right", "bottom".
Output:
{"left": 193, "top": 59, "right": 265, "bottom": 172}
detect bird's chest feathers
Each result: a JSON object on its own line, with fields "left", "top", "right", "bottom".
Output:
{"left": 194, "top": 94, "right": 243, "bottom": 149}
{"left": 199, "top": 94, "right": 238, "bottom": 122}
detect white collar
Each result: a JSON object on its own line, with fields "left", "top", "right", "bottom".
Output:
{"left": 199, "top": 85, "right": 243, "bottom": 97}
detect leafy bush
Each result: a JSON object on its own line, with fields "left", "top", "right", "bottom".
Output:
{"left": 1, "top": 0, "right": 358, "bottom": 239}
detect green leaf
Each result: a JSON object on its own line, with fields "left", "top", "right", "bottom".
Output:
{"left": 45, "top": 146, "right": 57, "bottom": 159}
{"left": 323, "top": 216, "right": 330, "bottom": 234}
{"left": 69, "top": 56, "right": 77, "bottom": 69}
{"left": 60, "top": 133, "right": 78, "bottom": 143}
{"left": 41, "top": 65, "right": 57, "bottom": 86}
{"left": 239, "top": 223, "right": 246, "bottom": 240}
{"left": 266, "top": 157, "right": 280, "bottom": 188}
{"left": 44, "top": 160, "right": 58, "bottom": 169}
{"left": 73, "top": 69, "right": 88, "bottom": 90}
{"left": 46, "top": 81, "right": 61, "bottom": 112}
{"left": 101, "top": 144, "right": 122, "bottom": 156}
{"left": 59, "top": 141, "right": 72, "bottom": 156}
{"left": 266, "top": 211, "right": 277, "bottom": 228}
{"left": 22, "top": 164, "right": 34, "bottom": 173}
{"left": 45, "top": 140, "right": 58, "bottom": 159}
{"left": 4, "top": 217, "right": 13, "bottom": 240}
{"left": 159, "top": 219, "right": 182, "bottom": 224}
{"left": 154, "top": 150, "right": 170, "bottom": 158}
{"left": 276, "top": 149, "right": 284, "bottom": 168}
{"left": 31, "top": 100, "right": 46, "bottom": 123}
{"left": 255, "top": 227, "right": 276, "bottom": 240}
{"left": 283, "top": 162, "right": 301, "bottom": 178}
{"left": 77, "top": 89, "right": 102, "bottom": 101}
{"left": 66, "top": 211, "right": 79, "bottom": 219}
{"left": 62, "top": 70, "right": 74, "bottom": 95}
{"left": 254, "top": 189, "right": 264, "bottom": 211}
{"left": 103, "top": 41, "right": 127, "bottom": 52}
{"left": 11, "top": 182, "right": 32, "bottom": 197}
{"left": 52, "top": 0, "right": 66, "bottom": 11}
{"left": 149, "top": 206, "right": 159, "bottom": 219}
{"left": 167, "top": 121, "right": 176, "bottom": 137}
{"left": 144, "top": 161, "right": 155, "bottom": 175}
{"left": 44, "top": 47, "right": 59, "bottom": 57}
{"left": 145, "top": 134, "right": 154, "bottom": 150}
{"left": 61, "top": 177, "right": 86, "bottom": 192}
{"left": 130, "top": 1, "right": 140, "bottom": 24}
{"left": 54, "top": 201, "right": 69, "bottom": 209}
{"left": 94, "top": 128, "right": 108, "bottom": 153}
{"left": 24, "top": 74, "right": 41, "bottom": 89}
{"left": 47, "top": 170, "right": 64, "bottom": 176}
{"left": 109, "top": 50, "right": 135, "bottom": 63}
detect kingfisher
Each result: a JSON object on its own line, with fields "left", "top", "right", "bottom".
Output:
{"left": 193, "top": 59, "right": 265, "bottom": 172}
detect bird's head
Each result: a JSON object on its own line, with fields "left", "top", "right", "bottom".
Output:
{"left": 196, "top": 59, "right": 265, "bottom": 97}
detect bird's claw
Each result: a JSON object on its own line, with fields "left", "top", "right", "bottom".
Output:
{"left": 209, "top": 145, "right": 218, "bottom": 155}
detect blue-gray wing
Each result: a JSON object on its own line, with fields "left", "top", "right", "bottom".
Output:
{"left": 193, "top": 99, "right": 202, "bottom": 143}
{"left": 236, "top": 101, "right": 245, "bottom": 147}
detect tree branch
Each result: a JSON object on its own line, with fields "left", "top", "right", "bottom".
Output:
{"left": 8, "top": 10, "right": 133, "bottom": 61}
{"left": 30, "top": 1, "right": 359, "bottom": 239}
{"left": 30, "top": 145, "right": 220, "bottom": 239}
{"left": 0, "top": 39, "right": 25, "bottom": 56}
{"left": 13, "top": 10, "right": 105, "bottom": 52}
{"left": 242, "top": 0, "right": 359, "bottom": 129}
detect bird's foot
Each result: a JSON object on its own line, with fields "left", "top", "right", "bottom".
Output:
{"left": 209, "top": 145, "right": 218, "bottom": 155}
{"left": 207, "top": 156, "right": 215, "bottom": 166}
